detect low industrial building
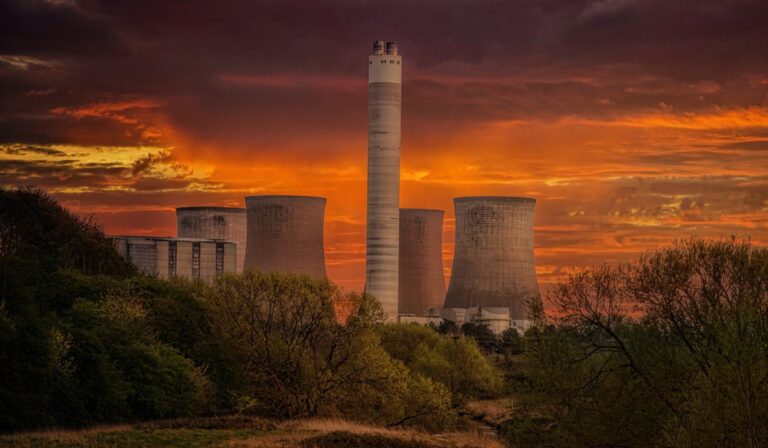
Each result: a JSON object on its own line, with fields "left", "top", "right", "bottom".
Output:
{"left": 443, "top": 307, "right": 530, "bottom": 335}
{"left": 112, "top": 236, "right": 236, "bottom": 282}
{"left": 397, "top": 312, "right": 443, "bottom": 327}
{"left": 399, "top": 307, "right": 530, "bottom": 335}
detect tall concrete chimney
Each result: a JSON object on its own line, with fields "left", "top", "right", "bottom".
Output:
{"left": 399, "top": 209, "right": 446, "bottom": 316}
{"left": 365, "top": 40, "right": 402, "bottom": 320}
{"left": 243, "top": 195, "right": 327, "bottom": 278}
{"left": 443, "top": 197, "right": 540, "bottom": 320}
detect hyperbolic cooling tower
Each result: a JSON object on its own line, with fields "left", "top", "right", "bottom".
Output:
{"left": 365, "top": 40, "right": 402, "bottom": 320}
{"left": 398, "top": 209, "right": 446, "bottom": 316}
{"left": 244, "top": 195, "right": 327, "bottom": 278}
{"left": 443, "top": 197, "right": 540, "bottom": 320}
{"left": 176, "top": 207, "right": 247, "bottom": 272}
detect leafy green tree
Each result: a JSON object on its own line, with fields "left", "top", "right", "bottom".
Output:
{"left": 499, "top": 327, "right": 523, "bottom": 356}
{"left": 379, "top": 323, "right": 502, "bottom": 405}
{"left": 460, "top": 322, "right": 497, "bottom": 352}
{"left": 65, "top": 293, "right": 205, "bottom": 421}
{"left": 203, "top": 271, "right": 453, "bottom": 429}
{"left": 0, "top": 187, "right": 136, "bottom": 431}
{"left": 510, "top": 237, "right": 768, "bottom": 448}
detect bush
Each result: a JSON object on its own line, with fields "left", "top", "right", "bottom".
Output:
{"left": 204, "top": 272, "right": 455, "bottom": 429}
{"left": 378, "top": 323, "right": 502, "bottom": 405}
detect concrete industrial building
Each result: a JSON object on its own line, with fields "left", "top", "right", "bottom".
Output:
{"left": 398, "top": 209, "right": 446, "bottom": 316}
{"left": 365, "top": 40, "right": 402, "bottom": 321}
{"left": 440, "top": 307, "right": 528, "bottom": 335}
{"left": 112, "top": 236, "right": 236, "bottom": 282}
{"left": 176, "top": 207, "right": 247, "bottom": 272}
{"left": 443, "top": 197, "right": 540, "bottom": 321}
{"left": 244, "top": 195, "right": 327, "bottom": 278}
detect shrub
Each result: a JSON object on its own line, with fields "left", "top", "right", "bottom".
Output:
{"left": 378, "top": 323, "right": 503, "bottom": 405}
{"left": 204, "top": 272, "right": 455, "bottom": 429}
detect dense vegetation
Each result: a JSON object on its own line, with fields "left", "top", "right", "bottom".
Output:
{"left": 501, "top": 238, "right": 768, "bottom": 448}
{"left": 0, "top": 187, "right": 499, "bottom": 433}
{"left": 3, "top": 187, "right": 767, "bottom": 447}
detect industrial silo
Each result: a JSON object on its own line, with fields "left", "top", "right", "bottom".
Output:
{"left": 443, "top": 197, "right": 539, "bottom": 320}
{"left": 365, "top": 40, "right": 402, "bottom": 320}
{"left": 176, "top": 207, "right": 247, "bottom": 272}
{"left": 244, "top": 195, "right": 327, "bottom": 278}
{"left": 398, "top": 209, "right": 446, "bottom": 316}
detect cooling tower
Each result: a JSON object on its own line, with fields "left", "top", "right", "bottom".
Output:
{"left": 244, "top": 195, "right": 326, "bottom": 278}
{"left": 443, "top": 197, "right": 539, "bottom": 320}
{"left": 365, "top": 40, "right": 402, "bottom": 320}
{"left": 176, "top": 207, "right": 247, "bottom": 272}
{"left": 398, "top": 209, "right": 446, "bottom": 316}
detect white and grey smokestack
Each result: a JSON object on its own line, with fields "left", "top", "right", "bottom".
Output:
{"left": 365, "top": 40, "right": 402, "bottom": 320}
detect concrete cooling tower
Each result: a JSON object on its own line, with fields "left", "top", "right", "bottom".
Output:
{"left": 443, "top": 197, "right": 539, "bottom": 320}
{"left": 244, "top": 195, "right": 326, "bottom": 278}
{"left": 176, "top": 207, "right": 247, "bottom": 272}
{"left": 398, "top": 209, "right": 446, "bottom": 316}
{"left": 365, "top": 40, "right": 402, "bottom": 320}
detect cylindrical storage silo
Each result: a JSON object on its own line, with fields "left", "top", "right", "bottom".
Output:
{"left": 398, "top": 209, "right": 446, "bottom": 316}
{"left": 176, "top": 207, "right": 247, "bottom": 272}
{"left": 444, "top": 197, "right": 539, "bottom": 320}
{"left": 244, "top": 195, "right": 327, "bottom": 278}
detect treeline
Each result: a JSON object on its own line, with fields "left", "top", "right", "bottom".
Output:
{"left": 0, "top": 187, "right": 500, "bottom": 432}
{"left": 501, "top": 238, "right": 768, "bottom": 448}
{"left": 5, "top": 187, "right": 767, "bottom": 447}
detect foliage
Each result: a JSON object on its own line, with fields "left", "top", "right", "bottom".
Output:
{"left": 0, "top": 188, "right": 203, "bottom": 431}
{"left": 460, "top": 322, "right": 497, "bottom": 351}
{"left": 203, "top": 271, "right": 454, "bottom": 429}
{"left": 378, "top": 323, "right": 502, "bottom": 405}
{"left": 499, "top": 328, "right": 523, "bottom": 356}
{"left": 503, "top": 237, "right": 768, "bottom": 448}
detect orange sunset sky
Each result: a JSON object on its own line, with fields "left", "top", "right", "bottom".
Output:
{"left": 1, "top": 0, "right": 767, "bottom": 292}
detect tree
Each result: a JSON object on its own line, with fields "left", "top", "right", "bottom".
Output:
{"left": 500, "top": 327, "right": 523, "bottom": 356}
{"left": 379, "top": 323, "right": 502, "bottom": 405}
{"left": 461, "top": 322, "right": 497, "bottom": 351}
{"left": 527, "top": 237, "right": 768, "bottom": 447}
{"left": 203, "top": 271, "right": 453, "bottom": 428}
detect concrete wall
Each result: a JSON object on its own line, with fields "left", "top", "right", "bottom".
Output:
{"left": 176, "top": 207, "right": 247, "bottom": 273}
{"left": 365, "top": 41, "right": 402, "bottom": 321}
{"left": 112, "top": 236, "right": 235, "bottom": 282}
{"left": 176, "top": 240, "right": 193, "bottom": 279}
{"left": 398, "top": 209, "right": 446, "bottom": 316}
{"left": 244, "top": 195, "right": 326, "bottom": 278}
{"left": 443, "top": 197, "right": 539, "bottom": 320}
{"left": 114, "top": 237, "right": 157, "bottom": 276}
{"left": 156, "top": 240, "right": 169, "bottom": 279}
{"left": 199, "top": 242, "right": 216, "bottom": 282}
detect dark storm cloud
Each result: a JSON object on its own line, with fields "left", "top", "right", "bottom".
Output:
{"left": 2, "top": 0, "right": 767, "bottom": 149}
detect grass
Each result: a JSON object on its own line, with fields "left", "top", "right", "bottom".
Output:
{"left": 0, "top": 417, "right": 502, "bottom": 448}
{"left": 0, "top": 427, "right": 269, "bottom": 448}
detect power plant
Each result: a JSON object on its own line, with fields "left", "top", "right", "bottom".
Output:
{"left": 176, "top": 207, "right": 247, "bottom": 272}
{"left": 244, "top": 195, "right": 327, "bottom": 278}
{"left": 443, "top": 197, "right": 540, "bottom": 322}
{"left": 108, "top": 42, "right": 542, "bottom": 333}
{"left": 365, "top": 40, "right": 402, "bottom": 320}
{"left": 398, "top": 209, "right": 446, "bottom": 316}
